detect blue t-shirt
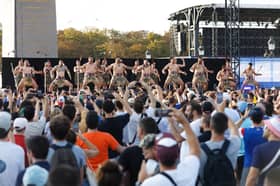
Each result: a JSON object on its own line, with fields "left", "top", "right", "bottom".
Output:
{"left": 243, "top": 127, "right": 267, "bottom": 167}
{"left": 238, "top": 118, "right": 252, "bottom": 156}
{"left": 251, "top": 141, "right": 280, "bottom": 186}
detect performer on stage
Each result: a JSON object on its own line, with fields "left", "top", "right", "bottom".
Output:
{"left": 101, "top": 58, "right": 111, "bottom": 89}
{"left": 106, "top": 58, "right": 132, "bottom": 89}
{"left": 17, "top": 60, "right": 40, "bottom": 92}
{"left": 13, "top": 59, "right": 24, "bottom": 87}
{"left": 241, "top": 63, "right": 262, "bottom": 90}
{"left": 73, "top": 59, "right": 84, "bottom": 90}
{"left": 137, "top": 60, "right": 155, "bottom": 85}
{"left": 82, "top": 57, "right": 104, "bottom": 90}
{"left": 162, "top": 57, "right": 186, "bottom": 90}
{"left": 190, "top": 57, "right": 213, "bottom": 93}
{"left": 132, "top": 60, "right": 141, "bottom": 81}
{"left": 43, "top": 60, "right": 53, "bottom": 93}
{"left": 49, "top": 60, "right": 73, "bottom": 92}
{"left": 216, "top": 63, "right": 236, "bottom": 90}
{"left": 151, "top": 62, "right": 161, "bottom": 84}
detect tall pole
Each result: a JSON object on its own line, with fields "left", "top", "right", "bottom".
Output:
{"left": 224, "top": 0, "right": 228, "bottom": 58}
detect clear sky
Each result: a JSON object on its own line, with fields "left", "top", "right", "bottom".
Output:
{"left": 56, "top": 0, "right": 280, "bottom": 34}
{"left": 1, "top": 0, "right": 280, "bottom": 34}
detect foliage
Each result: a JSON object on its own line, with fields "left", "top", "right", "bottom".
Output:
{"left": 58, "top": 28, "right": 170, "bottom": 58}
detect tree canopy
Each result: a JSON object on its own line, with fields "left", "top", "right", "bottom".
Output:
{"left": 58, "top": 28, "right": 170, "bottom": 58}
{"left": 0, "top": 28, "right": 170, "bottom": 60}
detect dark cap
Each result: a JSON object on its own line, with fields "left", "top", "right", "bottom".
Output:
{"left": 202, "top": 101, "right": 214, "bottom": 114}
{"left": 155, "top": 133, "right": 179, "bottom": 164}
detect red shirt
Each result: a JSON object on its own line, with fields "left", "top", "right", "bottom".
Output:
{"left": 14, "top": 134, "right": 28, "bottom": 167}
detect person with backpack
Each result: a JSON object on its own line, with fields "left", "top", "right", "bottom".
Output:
{"left": 47, "top": 115, "right": 86, "bottom": 183}
{"left": 140, "top": 109, "right": 200, "bottom": 186}
{"left": 199, "top": 112, "right": 241, "bottom": 186}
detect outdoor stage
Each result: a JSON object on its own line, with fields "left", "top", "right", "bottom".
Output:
{"left": 2, "top": 57, "right": 279, "bottom": 91}
{"left": 2, "top": 57, "right": 225, "bottom": 91}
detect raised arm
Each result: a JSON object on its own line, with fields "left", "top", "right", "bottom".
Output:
{"left": 140, "top": 82, "right": 156, "bottom": 108}
{"left": 161, "top": 63, "right": 170, "bottom": 74}
{"left": 171, "top": 109, "right": 200, "bottom": 157}
{"left": 178, "top": 58, "right": 186, "bottom": 67}
{"left": 105, "top": 63, "right": 114, "bottom": 72}
{"left": 123, "top": 64, "right": 133, "bottom": 70}
{"left": 190, "top": 63, "right": 196, "bottom": 73}
{"left": 253, "top": 69, "right": 262, "bottom": 76}
{"left": 113, "top": 92, "right": 133, "bottom": 115}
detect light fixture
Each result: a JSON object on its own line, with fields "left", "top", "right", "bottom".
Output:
{"left": 145, "top": 50, "right": 151, "bottom": 60}
{"left": 198, "top": 46, "right": 205, "bottom": 56}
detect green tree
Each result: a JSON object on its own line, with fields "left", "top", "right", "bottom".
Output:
{"left": 57, "top": 28, "right": 170, "bottom": 59}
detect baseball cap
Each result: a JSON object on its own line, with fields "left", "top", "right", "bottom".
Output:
{"left": 202, "top": 101, "right": 214, "bottom": 114}
{"left": 23, "top": 165, "right": 48, "bottom": 186}
{"left": 249, "top": 107, "right": 264, "bottom": 118}
{"left": 264, "top": 117, "right": 280, "bottom": 138}
{"left": 237, "top": 101, "right": 248, "bottom": 113}
{"left": 155, "top": 133, "right": 179, "bottom": 164}
{"left": 13, "top": 118, "right": 28, "bottom": 130}
{"left": 0, "top": 112, "right": 12, "bottom": 132}
{"left": 128, "top": 97, "right": 135, "bottom": 105}
{"left": 139, "top": 134, "right": 156, "bottom": 149}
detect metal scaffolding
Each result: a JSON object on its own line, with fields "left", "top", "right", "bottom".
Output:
{"left": 225, "top": 0, "right": 240, "bottom": 87}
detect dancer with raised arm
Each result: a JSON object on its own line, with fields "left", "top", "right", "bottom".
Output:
{"left": 216, "top": 62, "right": 236, "bottom": 91}
{"left": 162, "top": 57, "right": 186, "bottom": 91}
{"left": 137, "top": 60, "right": 155, "bottom": 85}
{"left": 17, "top": 60, "right": 41, "bottom": 92}
{"left": 241, "top": 63, "right": 262, "bottom": 90}
{"left": 106, "top": 58, "right": 132, "bottom": 89}
{"left": 49, "top": 60, "right": 73, "bottom": 92}
{"left": 190, "top": 57, "right": 212, "bottom": 93}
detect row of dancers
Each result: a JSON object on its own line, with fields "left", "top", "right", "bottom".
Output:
{"left": 11, "top": 57, "right": 262, "bottom": 93}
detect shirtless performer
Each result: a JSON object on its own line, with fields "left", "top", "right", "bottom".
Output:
{"left": 82, "top": 57, "right": 104, "bottom": 90}
{"left": 13, "top": 59, "right": 24, "bottom": 87}
{"left": 132, "top": 60, "right": 141, "bottom": 81}
{"left": 106, "top": 58, "right": 132, "bottom": 89}
{"left": 216, "top": 64, "right": 236, "bottom": 91}
{"left": 241, "top": 63, "right": 262, "bottom": 90}
{"left": 151, "top": 62, "right": 161, "bottom": 84}
{"left": 43, "top": 60, "right": 53, "bottom": 93}
{"left": 17, "top": 60, "right": 40, "bottom": 92}
{"left": 49, "top": 60, "right": 73, "bottom": 92}
{"left": 190, "top": 57, "right": 213, "bottom": 93}
{"left": 137, "top": 60, "right": 155, "bottom": 85}
{"left": 162, "top": 57, "right": 186, "bottom": 90}
{"left": 73, "top": 59, "right": 84, "bottom": 90}
{"left": 101, "top": 58, "right": 111, "bottom": 89}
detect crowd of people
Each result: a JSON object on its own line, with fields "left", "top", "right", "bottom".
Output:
{"left": 0, "top": 56, "right": 279, "bottom": 186}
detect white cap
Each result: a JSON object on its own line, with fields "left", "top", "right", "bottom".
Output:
{"left": 0, "top": 112, "right": 11, "bottom": 132}
{"left": 13, "top": 118, "right": 28, "bottom": 130}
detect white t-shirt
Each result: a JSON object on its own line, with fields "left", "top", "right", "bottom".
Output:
{"left": 25, "top": 116, "right": 46, "bottom": 138}
{"left": 0, "top": 141, "right": 25, "bottom": 186}
{"left": 141, "top": 155, "right": 200, "bottom": 186}
{"left": 179, "top": 118, "right": 202, "bottom": 161}
{"left": 145, "top": 107, "right": 169, "bottom": 133}
{"left": 212, "top": 108, "right": 240, "bottom": 123}
{"left": 124, "top": 112, "right": 147, "bottom": 145}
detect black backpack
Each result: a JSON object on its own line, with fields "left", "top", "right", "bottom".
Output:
{"left": 50, "top": 143, "right": 79, "bottom": 169}
{"left": 201, "top": 139, "right": 236, "bottom": 186}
